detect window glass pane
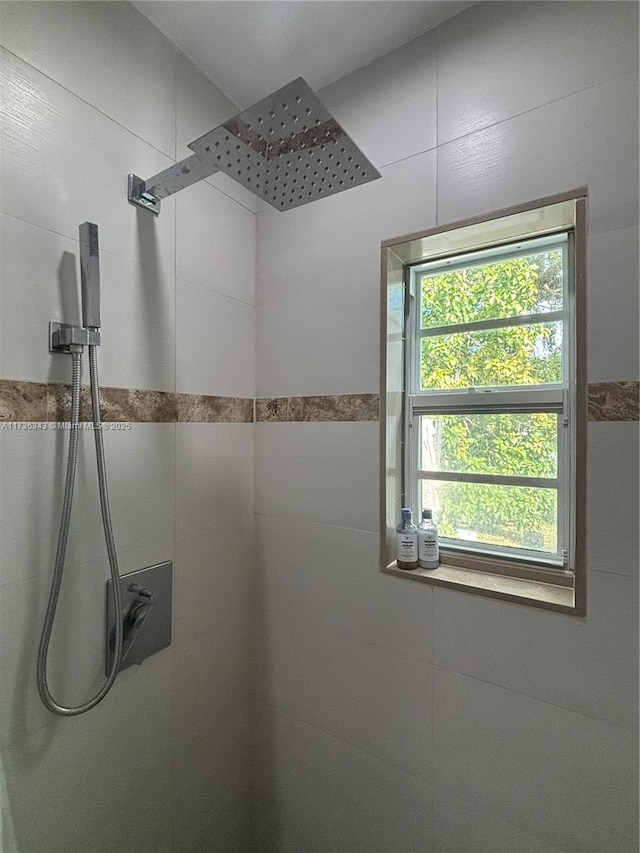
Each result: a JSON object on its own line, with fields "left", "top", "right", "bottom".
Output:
{"left": 420, "top": 321, "right": 562, "bottom": 390}
{"left": 419, "top": 480, "right": 557, "bottom": 554}
{"left": 418, "top": 413, "right": 558, "bottom": 479}
{"left": 421, "top": 248, "right": 563, "bottom": 330}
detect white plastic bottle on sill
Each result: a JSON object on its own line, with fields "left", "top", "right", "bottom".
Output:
{"left": 418, "top": 509, "right": 440, "bottom": 569}
{"left": 396, "top": 508, "right": 418, "bottom": 570}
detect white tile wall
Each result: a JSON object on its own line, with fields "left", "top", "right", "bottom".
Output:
{"left": 0, "top": 424, "right": 175, "bottom": 587}
{"left": 0, "top": 225, "right": 177, "bottom": 389}
{"left": 255, "top": 422, "right": 379, "bottom": 532}
{"left": 0, "top": 1, "right": 177, "bottom": 157}
{"left": 0, "top": 4, "right": 256, "bottom": 852}
{"left": 437, "top": 72, "right": 639, "bottom": 235}
{"left": 586, "top": 423, "right": 639, "bottom": 576}
{"left": 256, "top": 514, "right": 432, "bottom": 661}
{"left": 175, "top": 179, "right": 256, "bottom": 306}
{"left": 1, "top": 650, "right": 174, "bottom": 852}
{"left": 176, "top": 276, "right": 255, "bottom": 397}
{"left": 587, "top": 226, "right": 640, "bottom": 381}
{"left": 175, "top": 423, "right": 254, "bottom": 536}
{"left": 174, "top": 521, "right": 254, "bottom": 650}
{"left": 436, "top": 1, "right": 639, "bottom": 146}
{"left": 173, "top": 703, "right": 253, "bottom": 852}
{"left": 256, "top": 609, "right": 433, "bottom": 780}
{"left": 256, "top": 279, "right": 380, "bottom": 397}
{"left": 433, "top": 569, "right": 639, "bottom": 731}
{"left": 0, "top": 47, "right": 177, "bottom": 275}
{"left": 0, "top": 215, "right": 79, "bottom": 384}
{"left": 175, "top": 49, "right": 239, "bottom": 158}
{"left": 254, "top": 706, "right": 433, "bottom": 853}
{"left": 71, "top": 772, "right": 175, "bottom": 853}
{"left": 96, "top": 250, "right": 176, "bottom": 391}
{"left": 321, "top": 28, "right": 438, "bottom": 168}
{"left": 0, "top": 225, "right": 175, "bottom": 391}
{"left": 432, "top": 785, "right": 570, "bottom": 853}
{"left": 176, "top": 51, "right": 258, "bottom": 213}
{"left": 253, "top": 3, "right": 639, "bottom": 851}
{"left": 174, "top": 617, "right": 253, "bottom": 748}
{"left": 433, "top": 668, "right": 639, "bottom": 851}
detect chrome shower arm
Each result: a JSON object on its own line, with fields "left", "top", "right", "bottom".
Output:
{"left": 128, "top": 151, "right": 222, "bottom": 216}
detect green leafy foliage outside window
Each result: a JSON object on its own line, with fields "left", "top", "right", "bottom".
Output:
{"left": 418, "top": 250, "right": 564, "bottom": 553}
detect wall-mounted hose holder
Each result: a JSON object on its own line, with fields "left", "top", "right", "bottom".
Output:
{"left": 49, "top": 321, "right": 100, "bottom": 353}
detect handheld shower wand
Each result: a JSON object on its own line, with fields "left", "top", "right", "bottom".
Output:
{"left": 38, "top": 222, "right": 124, "bottom": 716}
{"left": 79, "top": 221, "right": 101, "bottom": 330}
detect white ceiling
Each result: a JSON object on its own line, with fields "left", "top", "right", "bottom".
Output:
{"left": 133, "top": 1, "right": 475, "bottom": 109}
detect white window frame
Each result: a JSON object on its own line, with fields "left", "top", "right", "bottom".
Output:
{"left": 405, "top": 233, "right": 574, "bottom": 571}
{"left": 380, "top": 190, "right": 587, "bottom": 614}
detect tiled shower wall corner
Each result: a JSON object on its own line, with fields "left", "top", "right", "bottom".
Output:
{"left": 0, "top": 3, "right": 255, "bottom": 851}
{"left": 253, "top": 3, "right": 639, "bottom": 851}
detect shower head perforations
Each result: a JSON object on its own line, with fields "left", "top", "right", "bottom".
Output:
{"left": 188, "top": 77, "right": 380, "bottom": 211}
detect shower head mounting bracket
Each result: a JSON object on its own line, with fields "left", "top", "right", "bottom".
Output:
{"left": 128, "top": 174, "right": 162, "bottom": 216}
{"left": 127, "top": 77, "right": 380, "bottom": 215}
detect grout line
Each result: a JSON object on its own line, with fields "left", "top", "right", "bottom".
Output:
{"left": 176, "top": 272, "right": 256, "bottom": 309}
{"left": 0, "top": 45, "right": 174, "bottom": 161}
{"left": 170, "top": 43, "right": 179, "bottom": 853}
{"left": 254, "top": 510, "right": 379, "bottom": 537}
{"left": 430, "top": 663, "right": 638, "bottom": 733}
{"left": 255, "top": 600, "right": 432, "bottom": 668}
{"left": 202, "top": 174, "right": 259, "bottom": 215}
{"left": 259, "top": 698, "right": 433, "bottom": 789}
{"left": 376, "top": 68, "right": 638, "bottom": 174}
{"left": 0, "top": 212, "right": 173, "bottom": 283}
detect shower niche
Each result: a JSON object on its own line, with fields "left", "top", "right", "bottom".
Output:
{"left": 106, "top": 561, "right": 173, "bottom": 674}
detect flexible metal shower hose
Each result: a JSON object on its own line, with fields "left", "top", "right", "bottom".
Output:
{"left": 37, "top": 345, "right": 124, "bottom": 715}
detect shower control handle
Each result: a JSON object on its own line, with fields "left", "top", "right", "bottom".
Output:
{"left": 121, "top": 601, "right": 152, "bottom": 665}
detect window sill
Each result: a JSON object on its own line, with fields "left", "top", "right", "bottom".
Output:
{"left": 383, "top": 561, "right": 582, "bottom": 615}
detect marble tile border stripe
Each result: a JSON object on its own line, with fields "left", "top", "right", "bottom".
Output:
{"left": 1, "top": 381, "right": 638, "bottom": 423}
{"left": 0, "top": 380, "right": 51, "bottom": 422}
{"left": 255, "top": 393, "right": 379, "bottom": 422}
{"left": 50, "top": 384, "right": 178, "bottom": 423}
{"left": 587, "top": 381, "right": 639, "bottom": 422}
{"left": 176, "top": 393, "right": 253, "bottom": 424}
{"left": 0, "top": 380, "right": 250, "bottom": 424}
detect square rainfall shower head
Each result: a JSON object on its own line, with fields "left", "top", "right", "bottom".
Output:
{"left": 187, "top": 77, "right": 381, "bottom": 211}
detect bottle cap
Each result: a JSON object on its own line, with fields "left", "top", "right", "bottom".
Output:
{"left": 422, "top": 509, "right": 433, "bottom": 519}
{"left": 401, "top": 507, "right": 412, "bottom": 518}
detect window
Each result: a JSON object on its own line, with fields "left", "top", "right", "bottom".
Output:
{"left": 381, "top": 191, "right": 586, "bottom": 613}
